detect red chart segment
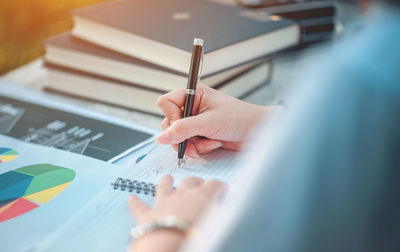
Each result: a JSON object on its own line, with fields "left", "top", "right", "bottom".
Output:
{"left": 0, "top": 198, "right": 39, "bottom": 222}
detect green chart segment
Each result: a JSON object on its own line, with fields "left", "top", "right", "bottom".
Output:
{"left": 0, "top": 164, "right": 75, "bottom": 222}
{"left": 0, "top": 148, "right": 18, "bottom": 163}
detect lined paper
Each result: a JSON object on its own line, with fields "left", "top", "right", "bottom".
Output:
{"left": 133, "top": 145, "right": 240, "bottom": 185}
{"left": 37, "top": 146, "right": 241, "bottom": 251}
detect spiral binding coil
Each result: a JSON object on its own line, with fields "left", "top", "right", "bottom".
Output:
{"left": 111, "top": 178, "right": 156, "bottom": 196}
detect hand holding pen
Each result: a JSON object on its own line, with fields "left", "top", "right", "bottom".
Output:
{"left": 155, "top": 41, "right": 277, "bottom": 164}
{"left": 177, "top": 38, "right": 204, "bottom": 167}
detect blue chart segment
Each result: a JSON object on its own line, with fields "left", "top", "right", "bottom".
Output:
{"left": 0, "top": 171, "right": 33, "bottom": 202}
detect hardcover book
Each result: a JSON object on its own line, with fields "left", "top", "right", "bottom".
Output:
{"left": 44, "top": 62, "right": 272, "bottom": 115}
{"left": 71, "top": 0, "right": 299, "bottom": 75}
{"left": 44, "top": 33, "right": 264, "bottom": 92}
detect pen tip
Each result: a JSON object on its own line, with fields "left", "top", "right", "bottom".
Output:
{"left": 178, "top": 158, "right": 185, "bottom": 168}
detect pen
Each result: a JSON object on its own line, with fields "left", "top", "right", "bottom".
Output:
{"left": 178, "top": 38, "right": 204, "bottom": 167}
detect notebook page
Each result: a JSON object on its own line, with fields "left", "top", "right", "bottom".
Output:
{"left": 36, "top": 180, "right": 153, "bottom": 251}
{"left": 132, "top": 145, "right": 240, "bottom": 185}
{"left": 37, "top": 145, "right": 241, "bottom": 251}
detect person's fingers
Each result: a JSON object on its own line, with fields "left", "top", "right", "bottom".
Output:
{"left": 156, "top": 115, "right": 215, "bottom": 145}
{"left": 157, "top": 85, "right": 208, "bottom": 122}
{"left": 161, "top": 117, "right": 170, "bottom": 131}
{"left": 178, "top": 177, "right": 204, "bottom": 191}
{"left": 161, "top": 117, "right": 180, "bottom": 132}
{"left": 190, "top": 138, "right": 222, "bottom": 154}
{"left": 201, "top": 180, "right": 228, "bottom": 198}
{"left": 184, "top": 141, "right": 200, "bottom": 158}
{"left": 170, "top": 140, "right": 199, "bottom": 159}
{"left": 128, "top": 194, "right": 149, "bottom": 218}
{"left": 157, "top": 89, "right": 186, "bottom": 122}
{"left": 171, "top": 143, "right": 178, "bottom": 152}
{"left": 156, "top": 174, "right": 174, "bottom": 199}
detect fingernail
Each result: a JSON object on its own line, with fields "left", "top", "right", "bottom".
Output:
{"left": 205, "top": 141, "right": 222, "bottom": 151}
{"left": 214, "top": 141, "right": 223, "bottom": 149}
{"left": 187, "top": 151, "right": 200, "bottom": 159}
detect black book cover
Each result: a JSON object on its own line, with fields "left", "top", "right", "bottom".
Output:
{"left": 247, "top": 1, "right": 337, "bottom": 20}
{"left": 71, "top": 0, "right": 296, "bottom": 53}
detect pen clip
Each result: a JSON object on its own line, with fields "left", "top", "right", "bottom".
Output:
{"left": 197, "top": 51, "right": 204, "bottom": 82}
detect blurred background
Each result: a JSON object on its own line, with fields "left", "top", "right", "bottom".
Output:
{"left": 0, "top": 0, "right": 105, "bottom": 75}
{"left": 0, "top": 0, "right": 357, "bottom": 76}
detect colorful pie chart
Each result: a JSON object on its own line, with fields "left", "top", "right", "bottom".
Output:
{"left": 0, "top": 148, "right": 18, "bottom": 163}
{"left": 0, "top": 164, "right": 75, "bottom": 222}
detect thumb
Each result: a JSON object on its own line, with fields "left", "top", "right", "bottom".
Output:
{"left": 128, "top": 194, "right": 149, "bottom": 220}
{"left": 156, "top": 115, "right": 213, "bottom": 144}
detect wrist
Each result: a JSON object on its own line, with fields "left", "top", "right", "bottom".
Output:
{"left": 247, "top": 104, "right": 272, "bottom": 125}
{"left": 131, "top": 229, "right": 185, "bottom": 252}
{"left": 241, "top": 104, "right": 279, "bottom": 139}
{"left": 130, "top": 215, "right": 191, "bottom": 252}
{"left": 131, "top": 215, "right": 191, "bottom": 239}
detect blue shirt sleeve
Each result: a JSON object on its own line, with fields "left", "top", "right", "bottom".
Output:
{"left": 209, "top": 6, "right": 400, "bottom": 252}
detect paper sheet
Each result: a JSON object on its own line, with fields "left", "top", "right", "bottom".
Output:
{"left": 0, "top": 80, "right": 157, "bottom": 162}
{"left": 37, "top": 145, "right": 241, "bottom": 251}
{"left": 132, "top": 145, "right": 240, "bottom": 185}
{"left": 0, "top": 135, "right": 130, "bottom": 252}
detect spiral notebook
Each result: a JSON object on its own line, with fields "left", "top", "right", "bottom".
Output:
{"left": 36, "top": 145, "right": 241, "bottom": 251}
{"left": 110, "top": 145, "right": 240, "bottom": 196}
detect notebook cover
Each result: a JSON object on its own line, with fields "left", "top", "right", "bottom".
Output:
{"left": 71, "top": 0, "right": 296, "bottom": 53}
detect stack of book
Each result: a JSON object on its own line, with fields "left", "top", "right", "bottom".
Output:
{"left": 238, "top": 0, "right": 338, "bottom": 46}
{"left": 43, "top": 0, "right": 301, "bottom": 115}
